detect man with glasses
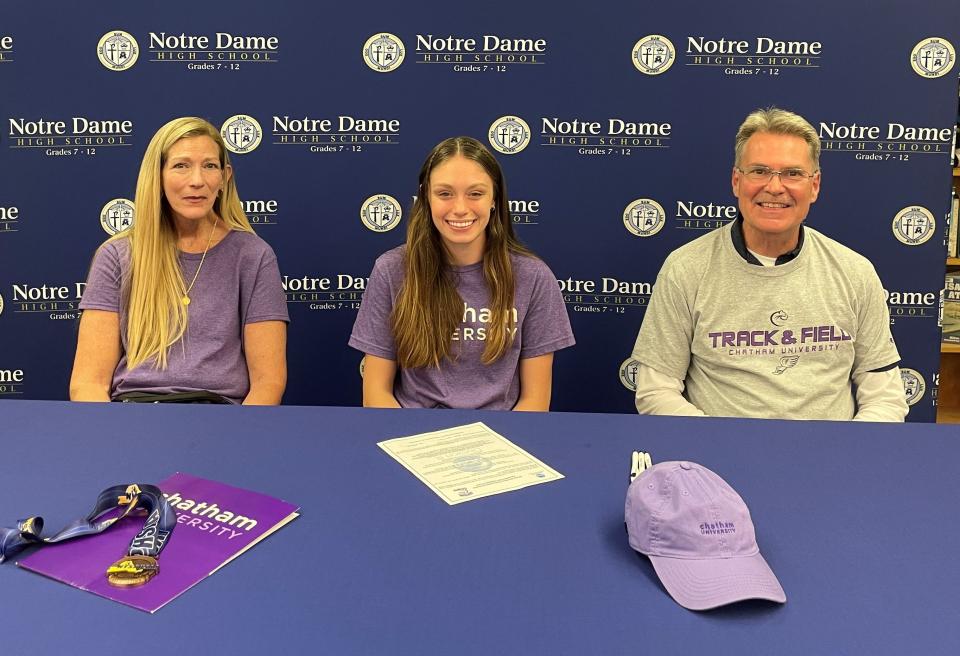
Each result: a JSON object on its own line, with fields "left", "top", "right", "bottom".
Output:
{"left": 631, "top": 107, "right": 906, "bottom": 421}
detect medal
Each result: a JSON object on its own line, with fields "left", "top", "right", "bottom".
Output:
{"left": 1, "top": 483, "right": 177, "bottom": 588}
{"left": 106, "top": 555, "right": 160, "bottom": 587}
{"left": 103, "top": 484, "right": 176, "bottom": 588}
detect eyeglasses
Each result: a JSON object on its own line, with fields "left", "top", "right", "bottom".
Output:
{"left": 736, "top": 166, "right": 818, "bottom": 186}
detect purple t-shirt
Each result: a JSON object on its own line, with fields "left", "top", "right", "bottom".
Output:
{"left": 349, "top": 246, "right": 575, "bottom": 410}
{"left": 80, "top": 230, "right": 289, "bottom": 403}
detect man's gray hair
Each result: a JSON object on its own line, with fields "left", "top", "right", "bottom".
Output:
{"left": 734, "top": 107, "right": 820, "bottom": 170}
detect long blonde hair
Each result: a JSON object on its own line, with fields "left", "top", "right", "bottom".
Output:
{"left": 392, "top": 136, "right": 532, "bottom": 369}
{"left": 113, "top": 116, "right": 253, "bottom": 370}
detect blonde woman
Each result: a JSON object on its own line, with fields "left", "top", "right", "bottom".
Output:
{"left": 70, "top": 117, "right": 288, "bottom": 404}
{"left": 349, "top": 136, "right": 574, "bottom": 410}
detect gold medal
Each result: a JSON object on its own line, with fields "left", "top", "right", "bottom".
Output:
{"left": 106, "top": 555, "right": 159, "bottom": 588}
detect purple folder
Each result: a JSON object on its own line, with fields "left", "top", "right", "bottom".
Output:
{"left": 18, "top": 472, "right": 299, "bottom": 613}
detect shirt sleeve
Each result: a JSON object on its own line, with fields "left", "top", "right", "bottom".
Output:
{"left": 78, "top": 240, "right": 123, "bottom": 313}
{"left": 852, "top": 264, "right": 900, "bottom": 375}
{"left": 518, "top": 258, "right": 576, "bottom": 359}
{"left": 243, "top": 243, "right": 289, "bottom": 325}
{"left": 348, "top": 256, "right": 398, "bottom": 360}
{"left": 634, "top": 363, "right": 706, "bottom": 416}
{"left": 631, "top": 258, "right": 695, "bottom": 380}
{"left": 852, "top": 368, "right": 908, "bottom": 422}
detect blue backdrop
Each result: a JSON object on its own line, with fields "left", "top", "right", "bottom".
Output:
{"left": 1, "top": 1, "right": 958, "bottom": 421}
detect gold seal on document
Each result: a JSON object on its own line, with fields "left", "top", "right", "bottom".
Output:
{"left": 106, "top": 555, "right": 159, "bottom": 587}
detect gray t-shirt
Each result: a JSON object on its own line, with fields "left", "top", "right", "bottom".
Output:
{"left": 349, "top": 246, "right": 575, "bottom": 410}
{"left": 80, "top": 230, "right": 289, "bottom": 403}
{"left": 632, "top": 222, "right": 899, "bottom": 420}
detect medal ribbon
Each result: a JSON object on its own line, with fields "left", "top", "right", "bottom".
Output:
{"left": 0, "top": 484, "right": 176, "bottom": 564}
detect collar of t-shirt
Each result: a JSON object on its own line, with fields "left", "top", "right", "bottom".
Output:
{"left": 730, "top": 214, "right": 804, "bottom": 266}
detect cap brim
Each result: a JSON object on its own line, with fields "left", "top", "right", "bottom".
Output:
{"left": 648, "top": 552, "right": 786, "bottom": 611}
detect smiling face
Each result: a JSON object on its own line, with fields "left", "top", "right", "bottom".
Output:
{"left": 429, "top": 155, "right": 495, "bottom": 266}
{"left": 732, "top": 132, "right": 820, "bottom": 253}
{"left": 162, "top": 135, "right": 232, "bottom": 227}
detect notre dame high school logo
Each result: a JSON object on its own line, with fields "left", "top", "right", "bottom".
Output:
{"left": 900, "top": 368, "right": 925, "bottom": 406}
{"left": 220, "top": 115, "right": 263, "bottom": 154}
{"left": 97, "top": 31, "right": 139, "bottom": 71}
{"left": 488, "top": 116, "right": 531, "bottom": 155}
{"left": 619, "top": 357, "right": 641, "bottom": 391}
{"left": 623, "top": 199, "right": 666, "bottom": 237}
{"left": 360, "top": 194, "right": 402, "bottom": 232}
{"left": 363, "top": 33, "right": 405, "bottom": 72}
{"left": 100, "top": 198, "right": 135, "bottom": 235}
{"left": 632, "top": 35, "right": 675, "bottom": 75}
{"left": 910, "top": 37, "right": 955, "bottom": 78}
{"left": 892, "top": 206, "right": 935, "bottom": 246}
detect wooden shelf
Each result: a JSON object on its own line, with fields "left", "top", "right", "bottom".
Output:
{"left": 940, "top": 341, "right": 960, "bottom": 422}
{"left": 949, "top": 258, "right": 960, "bottom": 266}
{"left": 937, "top": 403, "right": 960, "bottom": 424}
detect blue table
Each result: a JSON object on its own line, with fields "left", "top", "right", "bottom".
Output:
{"left": 1, "top": 400, "right": 957, "bottom": 655}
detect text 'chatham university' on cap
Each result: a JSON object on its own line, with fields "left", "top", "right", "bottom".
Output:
{"left": 625, "top": 460, "right": 786, "bottom": 611}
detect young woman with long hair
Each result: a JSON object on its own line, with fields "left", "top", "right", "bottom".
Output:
{"left": 70, "top": 117, "right": 288, "bottom": 404}
{"left": 349, "top": 136, "right": 574, "bottom": 410}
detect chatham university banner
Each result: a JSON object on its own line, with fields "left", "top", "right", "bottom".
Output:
{"left": 1, "top": 1, "right": 958, "bottom": 421}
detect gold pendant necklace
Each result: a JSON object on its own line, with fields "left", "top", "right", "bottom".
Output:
{"left": 181, "top": 217, "right": 219, "bottom": 306}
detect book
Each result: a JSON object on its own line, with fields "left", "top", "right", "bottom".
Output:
{"left": 953, "top": 123, "right": 959, "bottom": 168}
{"left": 18, "top": 472, "right": 299, "bottom": 613}
{"left": 950, "top": 189, "right": 959, "bottom": 258}
{"left": 944, "top": 274, "right": 960, "bottom": 344}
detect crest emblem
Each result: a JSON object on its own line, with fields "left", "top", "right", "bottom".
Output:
{"left": 892, "top": 206, "right": 935, "bottom": 246}
{"left": 900, "top": 368, "right": 925, "bottom": 406}
{"left": 220, "top": 115, "right": 263, "bottom": 154}
{"left": 100, "top": 198, "right": 135, "bottom": 235}
{"left": 360, "top": 194, "right": 402, "bottom": 232}
{"left": 632, "top": 35, "right": 675, "bottom": 75}
{"left": 363, "top": 33, "right": 405, "bottom": 72}
{"left": 97, "top": 31, "right": 139, "bottom": 71}
{"left": 910, "top": 38, "right": 956, "bottom": 78}
{"left": 619, "top": 357, "right": 641, "bottom": 391}
{"left": 488, "top": 116, "right": 531, "bottom": 155}
{"left": 623, "top": 199, "right": 666, "bottom": 237}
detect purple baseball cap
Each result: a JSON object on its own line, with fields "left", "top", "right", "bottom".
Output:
{"left": 625, "top": 460, "right": 786, "bottom": 611}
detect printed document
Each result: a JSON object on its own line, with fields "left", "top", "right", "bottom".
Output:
{"left": 378, "top": 422, "right": 563, "bottom": 505}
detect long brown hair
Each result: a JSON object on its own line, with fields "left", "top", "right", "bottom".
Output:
{"left": 392, "top": 136, "right": 532, "bottom": 368}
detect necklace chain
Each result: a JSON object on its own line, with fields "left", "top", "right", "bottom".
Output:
{"left": 181, "top": 217, "right": 219, "bottom": 306}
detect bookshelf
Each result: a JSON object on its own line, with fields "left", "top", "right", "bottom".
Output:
{"left": 938, "top": 168, "right": 960, "bottom": 423}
